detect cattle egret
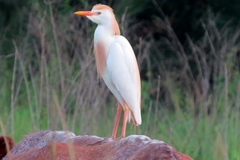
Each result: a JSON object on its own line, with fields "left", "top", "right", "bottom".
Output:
{"left": 74, "top": 4, "right": 141, "bottom": 139}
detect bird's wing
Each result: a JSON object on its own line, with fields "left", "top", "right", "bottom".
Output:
{"left": 106, "top": 36, "right": 141, "bottom": 125}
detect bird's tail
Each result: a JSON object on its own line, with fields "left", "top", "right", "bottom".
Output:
{"left": 129, "top": 110, "right": 140, "bottom": 126}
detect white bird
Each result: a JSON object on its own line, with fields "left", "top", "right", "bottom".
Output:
{"left": 74, "top": 4, "right": 141, "bottom": 139}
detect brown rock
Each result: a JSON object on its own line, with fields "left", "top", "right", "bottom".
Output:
{"left": 3, "top": 131, "right": 193, "bottom": 160}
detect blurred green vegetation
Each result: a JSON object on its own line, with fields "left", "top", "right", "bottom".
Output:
{"left": 0, "top": 0, "right": 240, "bottom": 159}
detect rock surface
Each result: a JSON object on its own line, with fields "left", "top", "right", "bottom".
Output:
{"left": 3, "top": 131, "right": 193, "bottom": 160}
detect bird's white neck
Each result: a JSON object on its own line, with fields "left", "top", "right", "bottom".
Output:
{"left": 94, "top": 25, "right": 115, "bottom": 46}
{"left": 93, "top": 26, "right": 114, "bottom": 77}
{"left": 92, "top": 17, "right": 120, "bottom": 77}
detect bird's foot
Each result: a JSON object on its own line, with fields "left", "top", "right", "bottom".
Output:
{"left": 88, "top": 137, "right": 114, "bottom": 146}
{"left": 115, "top": 136, "right": 124, "bottom": 141}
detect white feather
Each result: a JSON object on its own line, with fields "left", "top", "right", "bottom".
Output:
{"left": 102, "top": 36, "right": 141, "bottom": 125}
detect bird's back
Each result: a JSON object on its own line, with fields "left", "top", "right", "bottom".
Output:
{"left": 104, "top": 35, "right": 141, "bottom": 125}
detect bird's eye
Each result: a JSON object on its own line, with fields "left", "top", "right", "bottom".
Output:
{"left": 97, "top": 12, "right": 101, "bottom": 15}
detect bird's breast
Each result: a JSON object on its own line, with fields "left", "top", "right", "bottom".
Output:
{"left": 94, "top": 41, "right": 107, "bottom": 77}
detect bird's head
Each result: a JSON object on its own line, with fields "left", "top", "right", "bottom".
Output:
{"left": 74, "top": 4, "right": 120, "bottom": 35}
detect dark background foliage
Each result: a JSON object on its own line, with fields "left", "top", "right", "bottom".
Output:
{"left": 1, "top": 0, "right": 239, "bottom": 71}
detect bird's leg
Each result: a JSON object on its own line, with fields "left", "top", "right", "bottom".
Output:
{"left": 120, "top": 103, "right": 129, "bottom": 138}
{"left": 111, "top": 102, "right": 122, "bottom": 139}
{"left": 88, "top": 103, "right": 122, "bottom": 146}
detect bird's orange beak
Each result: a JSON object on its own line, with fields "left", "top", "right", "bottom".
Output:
{"left": 74, "top": 11, "right": 95, "bottom": 16}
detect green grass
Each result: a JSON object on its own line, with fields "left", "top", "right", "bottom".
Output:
{"left": 1, "top": 103, "right": 240, "bottom": 159}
